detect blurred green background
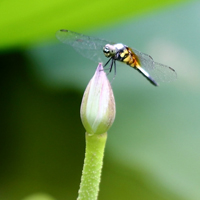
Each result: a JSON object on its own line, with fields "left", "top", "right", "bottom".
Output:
{"left": 1, "top": 0, "right": 199, "bottom": 199}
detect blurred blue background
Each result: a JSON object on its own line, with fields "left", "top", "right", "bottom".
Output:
{"left": 1, "top": 0, "right": 199, "bottom": 199}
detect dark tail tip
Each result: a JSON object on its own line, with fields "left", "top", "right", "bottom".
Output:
{"left": 148, "top": 76, "right": 158, "bottom": 86}
{"left": 137, "top": 68, "right": 158, "bottom": 86}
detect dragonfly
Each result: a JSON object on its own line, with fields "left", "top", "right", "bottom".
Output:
{"left": 56, "top": 29, "right": 177, "bottom": 86}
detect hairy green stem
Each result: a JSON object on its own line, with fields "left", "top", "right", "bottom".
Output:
{"left": 77, "top": 132, "right": 107, "bottom": 200}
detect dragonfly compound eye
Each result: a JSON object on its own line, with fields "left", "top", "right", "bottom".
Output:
{"left": 103, "top": 46, "right": 111, "bottom": 57}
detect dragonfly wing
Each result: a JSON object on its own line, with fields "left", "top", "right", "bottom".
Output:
{"left": 56, "top": 30, "right": 110, "bottom": 63}
{"left": 131, "top": 47, "right": 155, "bottom": 70}
{"left": 149, "top": 62, "right": 177, "bottom": 82}
{"left": 130, "top": 47, "right": 177, "bottom": 83}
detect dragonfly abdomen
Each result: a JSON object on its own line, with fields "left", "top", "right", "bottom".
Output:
{"left": 116, "top": 47, "right": 138, "bottom": 69}
{"left": 116, "top": 47, "right": 158, "bottom": 86}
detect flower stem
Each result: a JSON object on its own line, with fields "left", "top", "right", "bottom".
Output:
{"left": 77, "top": 132, "right": 107, "bottom": 200}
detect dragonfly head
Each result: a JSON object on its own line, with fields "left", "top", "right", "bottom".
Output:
{"left": 103, "top": 44, "right": 117, "bottom": 58}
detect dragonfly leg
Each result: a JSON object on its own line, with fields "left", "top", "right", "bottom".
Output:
{"left": 113, "top": 60, "right": 116, "bottom": 78}
{"left": 103, "top": 57, "right": 117, "bottom": 81}
{"left": 109, "top": 59, "right": 114, "bottom": 72}
{"left": 109, "top": 60, "right": 117, "bottom": 83}
{"left": 103, "top": 57, "right": 112, "bottom": 68}
{"left": 106, "top": 59, "right": 113, "bottom": 75}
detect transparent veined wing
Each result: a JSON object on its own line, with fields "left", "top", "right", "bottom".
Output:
{"left": 129, "top": 47, "right": 177, "bottom": 82}
{"left": 56, "top": 29, "right": 111, "bottom": 63}
{"left": 147, "top": 62, "right": 177, "bottom": 82}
